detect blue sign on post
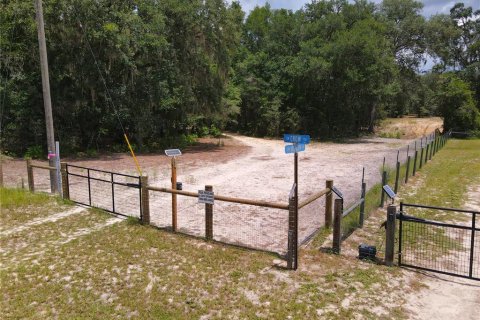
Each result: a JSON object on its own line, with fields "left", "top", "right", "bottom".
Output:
{"left": 284, "top": 134, "right": 310, "bottom": 144}
{"left": 285, "top": 143, "right": 305, "bottom": 154}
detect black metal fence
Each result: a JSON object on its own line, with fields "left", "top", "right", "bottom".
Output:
{"left": 398, "top": 203, "right": 480, "bottom": 280}
{"left": 65, "top": 164, "right": 142, "bottom": 218}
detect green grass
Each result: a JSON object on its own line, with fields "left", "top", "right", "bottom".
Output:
{"left": 1, "top": 188, "right": 411, "bottom": 319}
{"left": 0, "top": 188, "right": 73, "bottom": 231}
{"left": 0, "top": 188, "right": 53, "bottom": 208}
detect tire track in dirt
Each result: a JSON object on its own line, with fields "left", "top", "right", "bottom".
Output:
{"left": 0, "top": 206, "right": 87, "bottom": 237}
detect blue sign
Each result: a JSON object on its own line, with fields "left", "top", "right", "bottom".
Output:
{"left": 284, "top": 134, "right": 310, "bottom": 144}
{"left": 285, "top": 143, "right": 305, "bottom": 154}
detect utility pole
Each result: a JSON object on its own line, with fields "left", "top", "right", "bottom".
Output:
{"left": 35, "top": 0, "right": 56, "bottom": 193}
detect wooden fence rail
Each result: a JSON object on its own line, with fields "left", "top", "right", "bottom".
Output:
{"left": 146, "top": 186, "right": 289, "bottom": 210}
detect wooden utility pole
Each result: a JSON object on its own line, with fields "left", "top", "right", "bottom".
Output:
{"left": 35, "top": 0, "right": 56, "bottom": 193}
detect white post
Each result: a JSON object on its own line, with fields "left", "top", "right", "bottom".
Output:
{"left": 55, "top": 141, "right": 62, "bottom": 196}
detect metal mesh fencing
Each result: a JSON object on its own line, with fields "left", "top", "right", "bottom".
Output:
{"left": 212, "top": 201, "right": 289, "bottom": 255}
{"left": 399, "top": 205, "right": 479, "bottom": 280}
{"left": 66, "top": 165, "right": 141, "bottom": 218}
{"left": 148, "top": 187, "right": 289, "bottom": 255}
{"left": 298, "top": 196, "right": 325, "bottom": 245}
{"left": 400, "top": 220, "right": 472, "bottom": 277}
{"left": 32, "top": 167, "right": 52, "bottom": 193}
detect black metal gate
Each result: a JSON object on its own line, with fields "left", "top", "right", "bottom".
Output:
{"left": 398, "top": 202, "right": 480, "bottom": 280}
{"left": 66, "top": 164, "right": 142, "bottom": 219}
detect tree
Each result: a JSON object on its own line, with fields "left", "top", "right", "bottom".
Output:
{"left": 434, "top": 73, "right": 480, "bottom": 132}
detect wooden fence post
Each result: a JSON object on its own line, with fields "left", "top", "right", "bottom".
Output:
{"left": 425, "top": 144, "right": 429, "bottom": 164}
{"left": 394, "top": 161, "right": 400, "bottom": 193}
{"left": 385, "top": 205, "right": 397, "bottom": 266}
{"left": 26, "top": 159, "right": 34, "bottom": 192}
{"left": 325, "top": 180, "right": 333, "bottom": 228}
{"left": 405, "top": 156, "right": 411, "bottom": 184}
{"left": 140, "top": 176, "right": 150, "bottom": 224}
{"left": 332, "top": 198, "right": 343, "bottom": 254}
{"left": 359, "top": 182, "right": 366, "bottom": 228}
{"left": 380, "top": 171, "right": 387, "bottom": 207}
{"left": 60, "top": 162, "right": 69, "bottom": 199}
{"left": 205, "top": 185, "right": 213, "bottom": 241}
{"left": 287, "top": 193, "right": 297, "bottom": 270}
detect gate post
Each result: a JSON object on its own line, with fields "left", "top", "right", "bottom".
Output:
{"left": 359, "top": 182, "right": 366, "bottom": 228}
{"left": 325, "top": 180, "right": 333, "bottom": 228}
{"left": 205, "top": 185, "right": 213, "bottom": 241}
{"left": 287, "top": 194, "right": 298, "bottom": 270}
{"left": 332, "top": 198, "right": 343, "bottom": 254}
{"left": 60, "top": 162, "right": 69, "bottom": 200}
{"left": 26, "top": 159, "right": 34, "bottom": 192}
{"left": 385, "top": 205, "right": 396, "bottom": 266}
{"left": 140, "top": 176, "right": 150, "bottom": 225}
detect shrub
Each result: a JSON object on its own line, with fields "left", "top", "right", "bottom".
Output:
{"left": 24, "top": 146, "right": 43, "bottom": 159}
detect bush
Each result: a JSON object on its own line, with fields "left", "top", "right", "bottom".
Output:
{"left": 435, "top": 74, "right": 480, "bottom": 132}
{"left": 209, "top": 125, "right": 222, "bottom": 138}
{"left": 24, "top": 146, "right": 43, "bottom": 159}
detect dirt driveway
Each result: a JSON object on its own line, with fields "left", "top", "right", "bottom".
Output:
{"left": 3, "top": 133, "right": 425, "bottom": 253}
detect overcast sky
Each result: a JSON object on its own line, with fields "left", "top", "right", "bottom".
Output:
{"left": 232, "top": 0, "right": 480, "bottom": 17}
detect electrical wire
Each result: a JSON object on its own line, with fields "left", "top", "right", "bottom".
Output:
{"left": 74, "top": 9, "right": 142, "bottom": 175}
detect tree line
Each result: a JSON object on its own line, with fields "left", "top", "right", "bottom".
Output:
{"left": 1, "top": 0, "right": 479, "bottom": 156}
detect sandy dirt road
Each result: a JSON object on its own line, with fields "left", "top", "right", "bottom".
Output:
{"left": 3, "top": 134, "right": 427, "bottom": 254}
{"left": 143, "top": 134, "right": 418, "bottom": 253}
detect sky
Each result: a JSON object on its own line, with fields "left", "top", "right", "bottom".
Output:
{"left": 232, "top": 0, "right": 480, "bottom": 17}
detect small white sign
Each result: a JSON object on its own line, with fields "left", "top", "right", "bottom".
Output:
{"left": 198, "top": 190, "right": 214, "bottom": 205}
{"left": 165, "top": 149, "right": 182, "bottom": 157}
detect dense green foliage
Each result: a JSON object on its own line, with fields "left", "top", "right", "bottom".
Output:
{"left": 1, "top": 0, "right": 479, "bottom": 156}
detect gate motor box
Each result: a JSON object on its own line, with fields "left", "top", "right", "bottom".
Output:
{"left": 358, "top": 244, "right": 377, "bottom": 260}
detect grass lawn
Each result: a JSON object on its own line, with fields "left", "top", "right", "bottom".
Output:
{"left": 0, "top": 139, "right": 478, "bottom": 319}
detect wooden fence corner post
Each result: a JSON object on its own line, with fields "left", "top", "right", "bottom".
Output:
{"left": 60, "top": 162, "right": 69, "bottom": 200}
{"left": 359, "top": 182, "right": 366, "bottom": 228}
{"left": 26, "top": 159, "right": 34, "bottom": 192}
{"left": 325, "top": 180, "right": 333, "bottom": 228}
{"left": 140, "top": 176, "right": 150, "bottom": 225}
{"left": 332, "top": 198, "right": 343, "bottom": 254}
{"left": 385, "top": 205, "right": 397, "bottom": 266}
{"left": 205, "top": 185, "right": 213, "bottom": 241}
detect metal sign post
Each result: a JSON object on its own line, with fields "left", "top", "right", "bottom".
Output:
{"left": 55, "top": 141, "right": 62, "bottom": 196}
{"left": 284, "top": 134, "right": 310, "bottom": 270}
